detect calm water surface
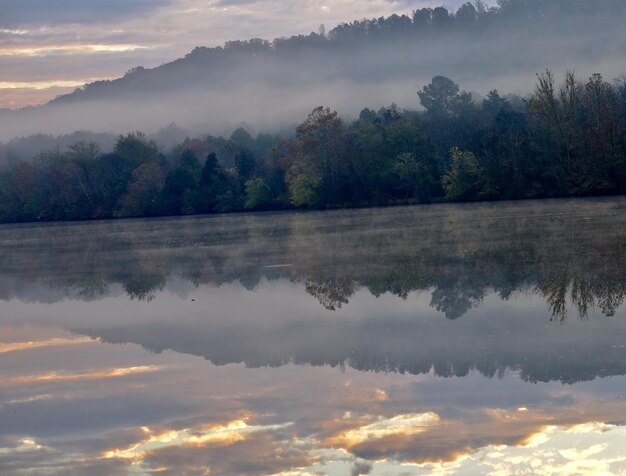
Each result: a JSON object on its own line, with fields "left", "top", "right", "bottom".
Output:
{"left": 1, "top": 198, "right": 626, "bottom": 475}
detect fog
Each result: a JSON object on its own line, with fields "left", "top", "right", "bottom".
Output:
{"left": 0, "top": 197, "right": 625, "bottom": 384}
{"left": 1, "top": 0, "right": 625, "bottom": 142}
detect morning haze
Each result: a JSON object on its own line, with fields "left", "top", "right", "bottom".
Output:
{"left": 1, "top": 0, "right": 626, "bottom": 141}
{"left": 0, "top": 1, "right": 625, "bottom": 475}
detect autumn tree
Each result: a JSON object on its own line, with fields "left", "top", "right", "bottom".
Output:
{"left": 286, "top": 106, "right": 346, "bottom": 206}
{"left": 117, "top": 162, "right": 166, "bottom": 217}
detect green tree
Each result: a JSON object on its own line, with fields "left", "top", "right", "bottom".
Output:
{"left": 418, "top": 76, "right": 469, "bottom": 117}
{"left": 581, "top": 73, "right": 624, "bottom": 193}
{"left": 161, "top": 168, "right": 196, "bottom": 215}
{"left": 196, "top": 152, "right": 240, "bottom": 213}
{"left": 244, "top": 177, "right": 273, "bottom": 209}
{"left": 199, "top": 152, "right": 217, "bottom": 185}
{"left": 114, "top": 132, "right": 159, "bottom": 165}
{"left": 392, "top": 153, "right": 436, "bottom": 202}
{"left": 442, "top": 147, "right": 483, "bottom": 200}
{"left": 235, "top": 148, "right": 256, "bottom": 183}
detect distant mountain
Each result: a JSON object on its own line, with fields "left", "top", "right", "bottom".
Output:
{"left": 2, "top": 0, "right": 625, "bottom": 141}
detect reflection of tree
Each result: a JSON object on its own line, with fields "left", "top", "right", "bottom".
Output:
{"left": 305, "top": 278, "right": 357, "bottom": 310}
{"left": 430, "top": 286, "right": 481, "bottom": 320}
{"left": 571, "top": 277, "right": 595, "bottom": 319}
{"left": 124, "top": 274, "right": 165, "bottom": 302}
{"left": 598, "top": 285, "right": 625, "bottom": 317}
{"left": 0, "top": 198, "right": 624, "bottom": 320}
{"left": 80, "top": 298, "right": 626, "bottom": 385}
{"left": 428, "top": 272, "right": 486, "bottom": 319}
{"left": 596, "top": 255, "right": 626, "bottom": 317}
{"left": 538, "top": 276, "right": 570, "bottom": 322}
{"left": 77, "top": 277, "right": 109, "bottom": 300}
{"left": 24, "top": 198, "right": 619, "bottom": 387}
{"left": 537, "top": 241, "right": 626, "bottom": 322}
{"left": 539, "top": 275, "right": 626, "bottom": 322}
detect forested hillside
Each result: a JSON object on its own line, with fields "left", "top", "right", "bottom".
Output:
{"left": 1, "top": 72, "right": 625, "bottom": 223}
{"left": 49, "top": 0, "right": 626, "bottom": 103}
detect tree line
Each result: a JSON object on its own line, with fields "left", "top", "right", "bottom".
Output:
{"left": 50, "top": 0, "right": 626, "bottom": 106}
{"left": 1, "top": 71, "right": 625, "bottom": 223}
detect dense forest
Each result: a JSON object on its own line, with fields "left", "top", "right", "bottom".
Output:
{"left": 0, "top": 71, "right": 625, "bottom": 223}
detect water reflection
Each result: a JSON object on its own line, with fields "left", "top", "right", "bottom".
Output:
{"left": 2, "top": 324, "right": 626, "bottom": 475}
{"left": 0, "top": 197, "right": 624, "bottom": 321}
{"left": 1, "top": 198, "right": 626, "bottom": 475}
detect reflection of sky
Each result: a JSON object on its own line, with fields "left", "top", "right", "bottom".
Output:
{"left": 1, "top": 279, "right": 625, "bottom": 383}
{"left": 2, "top": 324, "right": 626, "bottom": 476}
{"left": 1, "top": 200, "right": 625, "bottom": 474}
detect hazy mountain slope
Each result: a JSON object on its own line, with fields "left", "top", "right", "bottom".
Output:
{"left": 1, "top": 0, "right": 625, "bottom": 141}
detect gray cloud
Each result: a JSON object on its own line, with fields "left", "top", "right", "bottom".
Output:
{"left": 351, "top": 460, "right": 374, "bottom": 476}
{"left": 213, "top": 0, "right": 262, "bottom": 5}
{"left": 0, "top": 395, "right": 191, "bottom": 438}
{"left": 0, "top": 0, "right": 172, "bottom": 27}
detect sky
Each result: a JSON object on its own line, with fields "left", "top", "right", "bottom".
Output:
{"left": 0, "top": 0, "right": 468, "bottom": 109}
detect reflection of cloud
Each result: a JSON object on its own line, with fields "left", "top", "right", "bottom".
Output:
{"left": 323, "top": 404, "right": 626, "bottom": 466}
{"left": 1, "top": 394, "right": 52, "bottom": 408}
{"left": 145, "top": 433, "right": 318, "bottom": 476}
{"left": 0, "top": 437, "right": 43, "bottom": 455}
{"left": 102, "top": 419, "right": 316, "bottom": 476}
{"left": 0, "top": 336, "right": 94, "bottom": 354}
{"left": 351, "top": 460, "right": 373, "bottom": 476}
{"left": 6, "top": 365, "right": 164, "bottom": 385}
{"left": 3, "top": 322, "right": 626, "bottom": 475}
{"left": 102, "top": 418, "right": 284, "bottom": 461}
{"left": 462, "top": 423, "right": 626, "bottom": 476}
{"left": 109, "top": 418, "right": 626, "bottom": 476}
{"left": 0, "top": 28, "right": 29, "bottom": 35}
{"left": 329, "top": 412, "right": 440, "bottom": 447}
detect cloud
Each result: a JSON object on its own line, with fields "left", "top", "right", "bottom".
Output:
{"left": 0, "top": 0, "right": 172, "bottom": 27}
{"left": 0, "top": 336, "right": 93, "bottom": 354}
{"left": 6, "top": 365, "right": 164, "bottom": 385}
{"left": 0, "top": 44, "right": 148, "bottom": 57}
{"left": 214, "top": 0, "right": 262, "bottom": 5}
{"left": 351, "top": 460, "right": 373, "bottom": 476}
{"left": 327, "top": 413, "right": 441, "bottom": 447}
{"left": 2, "top": 321, "right": 626, "bottom": 475}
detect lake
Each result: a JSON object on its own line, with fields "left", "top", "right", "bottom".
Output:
{"left": 1, "top": 197, "right": 625, "bottom": 475}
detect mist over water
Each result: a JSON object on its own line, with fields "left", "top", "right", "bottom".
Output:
{"left": 1, "top": 197, "right": 624, "bottom": 381}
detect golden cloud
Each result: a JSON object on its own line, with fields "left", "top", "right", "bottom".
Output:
{"left": 0, "top": 336, "right": 95, "bottom": 353}
{"left": 7, "top": 365, "right": 165, "bottom": 385}
{"left": 0, "top": 44, "right": 148, "bottom": 57}
{"left": 327, "top": 412, "right": 441, "bottom": 448}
